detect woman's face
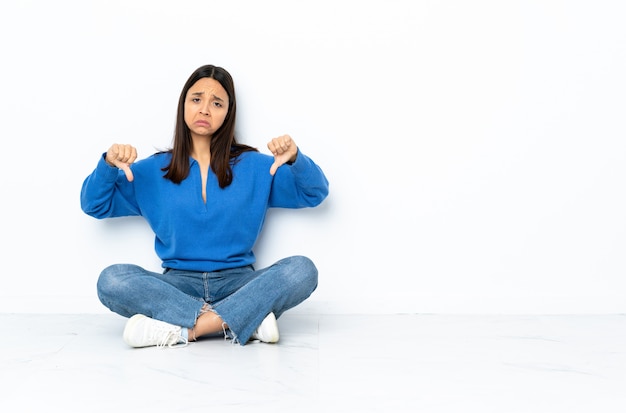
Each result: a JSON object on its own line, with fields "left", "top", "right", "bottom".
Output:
{"left": 184, "top": 77, "right": 229, "bottom": 139}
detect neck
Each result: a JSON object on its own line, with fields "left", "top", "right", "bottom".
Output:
{"left": 191, "top": 135, "right": 212, "bottom": 163}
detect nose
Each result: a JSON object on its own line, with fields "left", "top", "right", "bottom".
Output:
{"left": 200, "top": 103, "right": 211, "bottom": 116}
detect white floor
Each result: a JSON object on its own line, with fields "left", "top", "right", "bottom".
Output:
{"left": 3, "top": 313, "right": 626, "bottom": 412}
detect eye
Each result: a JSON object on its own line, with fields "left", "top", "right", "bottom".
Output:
{"left": 213, "top": 101, "right": 223, "bottom": 108}
{"left": 191, "top": 97, "right": 201, "bottom": 103}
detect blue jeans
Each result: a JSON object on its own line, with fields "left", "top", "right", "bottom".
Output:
{"left": 96, "top": 255, "right": 318, "bottom": 345}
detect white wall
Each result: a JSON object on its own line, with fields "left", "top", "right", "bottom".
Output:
{"left": 1, "top": 0, "right": 625, "bottom": 314}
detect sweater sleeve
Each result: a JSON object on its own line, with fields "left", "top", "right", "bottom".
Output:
{"left": 268, "top": 149, "right": 329, "bottom": 208}
{"left": 80, "top": 153, "right": 141, "bottom": 219}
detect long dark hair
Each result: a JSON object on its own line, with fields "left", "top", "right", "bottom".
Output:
{"left": 161, "top": 64, "right": 257, "bottom": 188}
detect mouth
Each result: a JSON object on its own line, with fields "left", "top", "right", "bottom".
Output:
{"left": 195, "top": 120, "right": 210, "bottom": 127}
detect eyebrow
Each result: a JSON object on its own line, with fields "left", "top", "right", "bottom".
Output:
{"left": 190, "top": 91, "right": 225, "bottom": 102}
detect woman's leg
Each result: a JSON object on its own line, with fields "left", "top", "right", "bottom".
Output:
{"left": 210, "top": 255, "right": 318, "bottom": 345}
{"left": 96, "top": 263, "right": 205, "bottom": 328}
{"left": 98, "top": 264, "right": 233, "bottom": 347}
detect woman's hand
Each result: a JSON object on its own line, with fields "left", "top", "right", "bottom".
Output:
{"left": 105, "top": 143, "right": 137, "bottom": 182}
{"left": 267, "top": 134, "right": 298, "bottom": 176}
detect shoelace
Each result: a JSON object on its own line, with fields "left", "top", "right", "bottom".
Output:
{"left": 152, "top": 328, "right": 188, "bottom": 349}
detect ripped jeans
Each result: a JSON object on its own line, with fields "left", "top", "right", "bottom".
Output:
{"left": 96, "top": 255, "right": 318, "bottom": 345}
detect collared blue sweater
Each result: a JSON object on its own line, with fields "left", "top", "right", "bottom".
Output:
{"left": 80, "top": 150, "right": 329, "bottom": 272}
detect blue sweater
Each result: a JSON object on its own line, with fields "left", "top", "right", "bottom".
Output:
{"left": 80, "top": 150, "right": 329, "bottom": 272}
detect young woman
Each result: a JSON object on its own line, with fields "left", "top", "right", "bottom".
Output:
{"left": 80, "top": 64, "right": 329, "bottom": 348}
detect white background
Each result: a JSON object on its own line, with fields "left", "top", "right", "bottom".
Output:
{"left": 1, "top": 0, "right": 624, "bottom": 314}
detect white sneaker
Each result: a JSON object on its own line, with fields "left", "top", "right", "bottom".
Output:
{"left": 123, "top": 314, "right": 188, "bottom": 348}
{"left": 251, "top": 312, "right": 280, "bottom": 343}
